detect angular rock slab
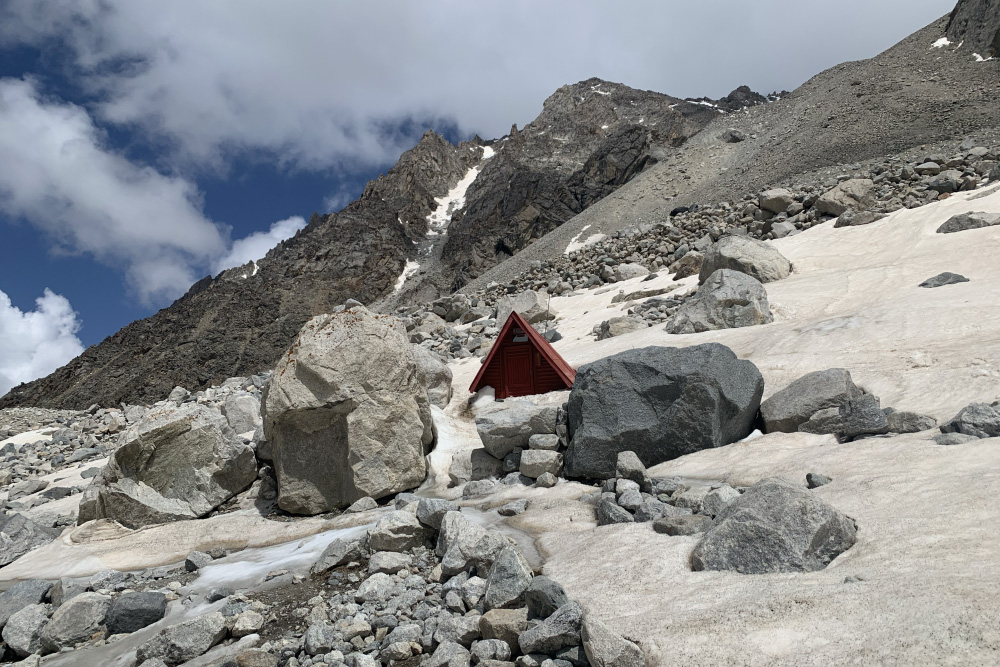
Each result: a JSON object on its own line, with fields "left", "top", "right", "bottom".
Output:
{"left": 760, "top": 368, "right": 862, "bottom": 433}
{"left": 698, "top": 235, "right": 791, "bottom": 284}
{"left": 815, "top": 178, "right": 875, "bottom": 216}
{"left": 262, "top": 307, "right": 434, "bottom": 514}
{"left": 666, "top": 269, "right": 773, "bottom": 334}
{"left": 77, "top": 403, "right": 257, "bottom": 528}
{"left": 566, "top": 344, "right": 764, "bottom": 478}
{"left": 691, "top": 477, "right": 857, "bottom": 574}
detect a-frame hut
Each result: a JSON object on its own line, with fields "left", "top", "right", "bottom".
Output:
{"left": 469, "top": 311, "right": 576, "bottom": 399}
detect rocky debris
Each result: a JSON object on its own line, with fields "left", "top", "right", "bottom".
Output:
{"left": 698, "top": 236, "right": 792, "bottom": 284}
{"left": 939, "top": 402, "right": 1000, "bottom": 439}
{"left": 933, "top": 432, "right": 980, "bottom": 446}
{"left": 758, "top": 188, "right": 796, "bottom": 215}
{"left": 497, "top": 499, "right": 529, "bottom": 517}
{"left": 518, "top": 602, "right": 583, "bottom": 654}
{"left": 437, "top": 511, "right": 511, "bottom": 576}
{"left": 412, "top": 346, "right": 455, "bottom": 409}
{"left": 221, "top": 393, "right": 262, "bottom": 435}
{"left": 525, "top": 576, "right": 570, "bottom": 620}
{"left": 311, "top": 538, "right": 366, "bottom": 575}
{"left": 760, "top": 368, "right": 863, "bottom": 433}
{"left": 76, "top": 403, "right": 257, "bottom": 528}
{"left": 519, "top": 450, "right": 563, "bottom": 479}
{"left": 594, "top": 316, "right": 647, "bottom": 340}
{"left": 671, "top": 250, "right": 704, "bottom": 280}
{"left": 483, "top": 546, "right": 533, "bottom": 610}
{"left": 475, "top": 403, "right": 558, "bottom": 460}
{"left": 720, "top": 128, "right": 746, "bottom": 143}
{"left": 581, "top": 615, "right": 644, "bottom": 667}
{"left": 919, "top": 272, "right": 970, "bottom": 288}
{"left": 815, "top": 179, "right": 875, "bottom": 216}
{"left": 691, "top": 478, "right": 857, "bottom": 574}
{"left": 0, "top": 580, "right": 52, "bottom": 629}
{"left": 136, "top": 611, "right": 228, "bottom": 665}
{"left": 262, "top": 307, "right": 434, "bottom": 514}
{"left": 615, "top": 451, "right": 651, "bottom": 493}
{"left": 596, "top": 499, "right": 634, "bottom": 526}
{"left": 566, "top": 344, "right": 763, "bottom": 478}
{"left": 665, "top": 269, "right": 773, "bottom": 333}
{"left": 496, "top": 290, "right": 557, "bottom": 326}
{"left": 936, "top": 211, "right": 1000, "bottom": 233}
{"left": 38, "top": 592, "right": 110, "bottom": 653}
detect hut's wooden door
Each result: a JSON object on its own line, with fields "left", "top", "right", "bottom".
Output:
{"left": 502, "top": 345, "right": 534, "bottom": 397}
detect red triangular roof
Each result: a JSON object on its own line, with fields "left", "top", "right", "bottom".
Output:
{"left": 469, "top": 311, "right": 576, "bottom": 393}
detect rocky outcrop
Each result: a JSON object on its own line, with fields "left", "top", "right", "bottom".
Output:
{"left": 946, "top": 0, "right": 1000, "bottom": 58}
{"left": 262, "top": 307, "right": 434, "bottom": 514}
{"left": 691, "top": 478, "right": 857, "bottom": 574}
{"left": 565, "top": 344, "right": 764, "bottom": 478}
{"left": 665, "top": 269, "right": 773, "bottom": 334}
{"left": 77, "top": 403, "right": 257, "bottom": 528}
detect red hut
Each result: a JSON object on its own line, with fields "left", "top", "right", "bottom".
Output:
{"left": 469, "top": 311, "right": 576, "bottom": 398}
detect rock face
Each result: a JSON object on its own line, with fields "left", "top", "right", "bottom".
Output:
{"left": 691, "top": 478, "right": 857, "bottom": 574}
{"left": 946, "top": 0, "right": 1000, "bottom": 58}
{"left": 262, "top": 307, "right": 434, "bottom": 514}
{"left": 698, "top": 236, "right": 792, "bottom": 284}
{"left": 760, "top": 369, "right": 863, "bottom": 433}
{"left": 77, "top": 404, "right": 256, "bottom": 528}
{"left": 411, "top": 346, "right": 454, "bottom": 409}
{"left": 565, "top": 344, "right": 764, "bottom": 479}
{"left": 495, "top": 290, "right": 557, "bottom": 326}
{"left": 815, "top": 179, "right": 875, "bottom": 216}
{"left": 665, "top": 269, "right": 773, "bottom": 334}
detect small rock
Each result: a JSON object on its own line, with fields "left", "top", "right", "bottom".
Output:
{"left": 651, "top": 515, "right": 713, "bottom": 536}
{"left": 806, "top": 473, "right": 832, "bottom": 489}
{"left": 345, "top": 496, "right": 378, "bottom": 513}
{"left": 918, "top": 272, "right": 969, "bottom": 288}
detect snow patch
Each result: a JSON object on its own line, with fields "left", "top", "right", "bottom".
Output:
{"left": 973, "top": 53, "right": 994, "bottom": 62}
{"left": 932, "top": 37, "right": 952, "bottom": 48}
{"left": 590, "top": 85, "right": 611, "bottom": 96}
{"left": 394, "top": 260, "right": 420, "bottom": 292}
{"left": 565, "top": 230, "right": 606, "bottom": 255}
{"left": 426, "top": 147, "right": 494, "bottom": 236}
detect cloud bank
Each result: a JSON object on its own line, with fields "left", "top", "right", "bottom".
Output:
{"left": 0, "top": 288, "right": 84, "bottom": 397}
{"left": 213, "top": 215, "right": 307, "bottom": 275}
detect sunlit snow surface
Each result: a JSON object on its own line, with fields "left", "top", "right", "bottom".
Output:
{"left": 931, "top": 37, "right": 952, "bottom": 48}
{"left": 394, "top": 260, "right": 420, "bottom": 292}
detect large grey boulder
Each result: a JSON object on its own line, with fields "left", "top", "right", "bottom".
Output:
{"left": 436, "top": 511, "right": 510, "bottom": 576}
{"left": 691, "top": 478, "right": 857, "bottom": 574}
{"left": 936, "top": 211, "right": 1000, "bottom": 234}
{"left": 525, "top": 576, "right": 570, "bottom": 620}
{"left": 106, "top": 592, "right": 167, "bottom": 635}
{"left": 136, "top": 612, "right": 228, "bottom": 665}
{"left": 496, "top": 290, "right": 556, "bottom": 326}
{"left": 483, "top": 545, "right": 533, "bottom": 610}
{"left": 0, "top": 513, "right": 60, "bottom": 568}
{"left": 758, "top": 188, "right": 796, "bottom": 214}
{"left": 518, "top": 602, "right": 583, "bottom": 655}
{"left": 519, "top": 450, "right": 563, "bottom": 479}
{"left": 412, "top": 345, "right": 454, "bottom": 409}
{"left": 475, "top": 403, "right": 558, "bottom": 460}
{"left": 760, "top": 369, "right": 863, "bottom": 433}
{"left": 582, "top": 616, "right": 645, "bottom": 667}
{"left": 838, "top": 395, "right": 889, "bottom": 440}
{"left": 666, "top": 269, "right": 773, "bottom": 334}
{"left": 221, "top": 393, "right": 261, "bottom": 434}
{"left": 566, "top": 344, "right": 763, "bottom": 479}
{"left": 39, "top": 592, "right": 111, "bottom": 653}
{"left": 77, "top": 403, "right": 257, "bottom": 528}
{"left": 815, "top": 179, "right": 875, "bottom": 216}
{"left": 0, "top": 580, "right": 52, "bottom": 629}
{"left": 262, "top": 307, "right": 434, "bottom": 514}
{"left": 939, "top": 402, "right": 1000, "bottom": 439}
{"left": 698, "top": 236, "right": 791, "bottom": 284}
{"left": 2, "top": 604, "right": 50, "bottom": 657}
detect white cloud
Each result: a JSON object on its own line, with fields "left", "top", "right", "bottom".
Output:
{"left": 213, "top": 215, "right": 306, "bottom": 275}
{"left": 0, "top": 288, "right": 85, "bottom": 397}
{"left": 0, "top": 0, "right": 954, "bottom": 173}
{"left": 0, "top": 77, "right": 229, "bottom": 304}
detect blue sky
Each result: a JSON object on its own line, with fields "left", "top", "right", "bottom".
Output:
{"left": 0, "top": 0, "right": 954, "bottom": 396}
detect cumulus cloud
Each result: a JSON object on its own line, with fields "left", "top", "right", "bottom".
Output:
{"left": 0, "top": 0, "right": 953, "bottom": 173}
{"left": 213, "top": 215, "right": 307, "bottom": 275}
{"left": 0, "top": 288, "right": 85, "bottom": 397}
{"left": 0, "top": 77, "right": 229, "bottom": 304}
